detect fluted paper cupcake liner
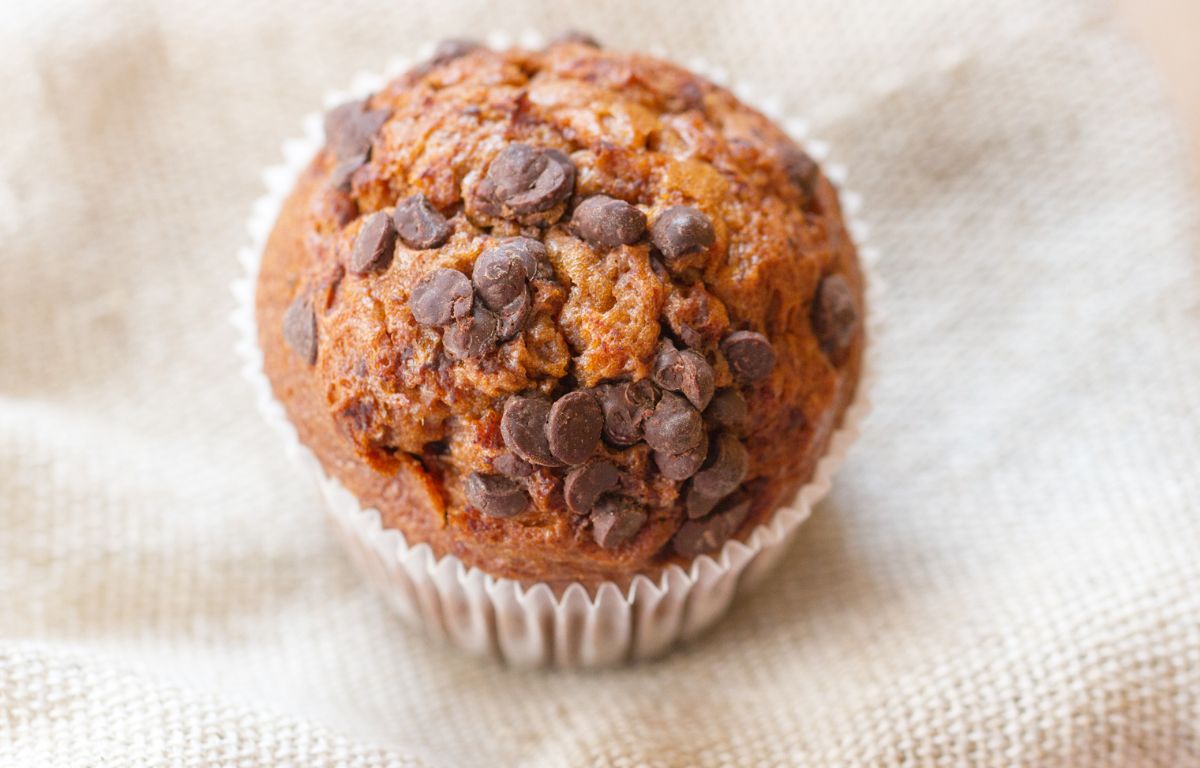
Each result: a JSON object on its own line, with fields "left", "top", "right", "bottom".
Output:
{"left": 232, "top": 31, "right": 882, "bottom": 668}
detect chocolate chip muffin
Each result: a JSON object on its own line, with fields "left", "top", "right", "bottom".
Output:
{"left": 257, "top": 35, "right": 865, "bottom": 586}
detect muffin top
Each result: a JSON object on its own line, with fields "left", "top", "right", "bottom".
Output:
{"left": 260, "top": 35, "right": 864, "bottom": 583}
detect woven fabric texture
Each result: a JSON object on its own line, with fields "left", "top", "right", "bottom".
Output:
{"left": 1, "top": 0, "right": 1198, "bottom": 765}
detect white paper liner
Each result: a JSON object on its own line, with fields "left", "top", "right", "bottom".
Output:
{"left": 231, "top": 33, "right": 883, "bottom": 668}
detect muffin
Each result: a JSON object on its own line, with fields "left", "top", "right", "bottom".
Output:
{"left": 255, "top": 35, "right": 865, "bottom": 591}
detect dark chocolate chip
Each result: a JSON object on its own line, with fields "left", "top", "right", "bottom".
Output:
{"left": 654, "top": 429, "right": 708, "bottom": 481}
{"left": 650, "top": 205, "right": 715, "bottom": 261}
{"left": 547, "top": 391, "right": 604, "bottom": 465}
{"left": 721, "top": 330, "right": 776, "bottom": 383}
{"left": 493, "top": 452, "right": 534, "bottom": 479}
{"left": 704, "top": 389, "right": 748, "bottom": 433}
{"left": 673, "top": 495, "right": 752, "bottom": 557}
{"left": 812, "top": 274, "right": 860, "bottom": 362}
{"left": 501, "top": 395, "right": 559, "bottom": 466}
{"left": 432, "top": 38, "right": 481, "bottom": 64}
{"left": 643, "top": 391, "right": 704, "bottom": 455}
{"left": 563, "top": 459, "right": 620, "bottom": 515}
{"left": 571, "top": 195, "right": 647, "bottom": 249}
{"left": 464, "top": 472, "right": 528, "bottom": 518}
{"left": 473, "top": 241, "right": 534, "bottom": 310}
{"left": 481, "top": 143, "right": 576, "bottom": 215}
{"left": 653, "top": 343, "right": 715, "bottom": 410}
{"left": 442, "top": 305, "right": 498, "bottom": 360}
{"left": 685, "top": 485, "right": 721, "bottom": 519}
{"left": 494, "top": 289, "right": 531, "bottom": 342}
{"left": 410, "top": 268, "right": 473, "bottom": 326}
{"left": 598, "top": 379, "right": 659, "bottom": 446}
{"left": 591, "top": 496, "right": 647, "bottom": 549}
{"left": 690, "top": 432, "right": 749, "bottom": 500}
{"left": 324, "top": 100, "right": 390, "bottom": 162}
{"left": 330, "top": 153, "right": 366, "bottom": 191}
{"left": 780, "top": 143, "right": 820, "bottom": 196}
{"left": 283, "top": 295, "right": 318, "bottom": 365}
{"left": 349, "top": 211, "right": 396, "bottom": 275}
{"left": 393, "top": 194, "right": 451, "bottom": 250}
{"left": 552, "top": 30, "right": 601, "bottom": 48}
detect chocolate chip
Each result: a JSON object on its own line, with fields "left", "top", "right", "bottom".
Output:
{"left": 473, "top": 241, "right": 534, "bottom": 310}
{"left": 501, "top": 395, "right": 559, "bottom": 466}
{"left": 673, "top": 495, "right": 752, "bottom": 557}
{"left": 653, "top": 343, "right": 715, "bottom": 410}
{"left": 547, "top": 391, "right": 604, "bottom": 465}
{"left": 324, "top": 100, "right": 390, "bottom": 162}
{"left": 493, "top": 452, "right": 534, "bottom": 479}
{"left": 812, "top": 274, "right": 860, "bottom": 363}
{"left": 349, "top": 211, "right": 396, "bottom": 275}
{"left": 704, "top": 389, "right": 748, "bottom": 433}
{"left": 410, "top": 268, "right": 473, "bottom": 326}
{"left": 780, "top": 143, "right": 819, "bottom": 196}
{"left": 494, "top": 289, "right": 531, "bottom": 342}
{"left": 685, "top": 485, "right": 721, "bottom": 519}
{"left": 283, "top": 295, "right": 317, "bottom": 365}
{"left": 563, "top": 459, "right": 620, "bottom": 514}
{"left": 650, "top": 205, "right": 715, "bottom": 261}
{"left": 591, "top": 496, "right": 646, "bottom": 549}
{"left": 442, "top": 304, "right": 498, "bottom": 360}
{"left": 690, "top": 432, "right": 749, "bottom": 500}
{"left": 598, "top": 379, "right": 659, "bottom": 446}
{"left": 464, "top": 472, "right": 528, "bottom": 518}
{"left": 480, "top": 143, "right": 576, "bottom": 216}
{"left": 571, "top": 195, "right": 647, "bottom": 249}
{"left": 393, "top": 194, "right": 451, "bottom": 250}
{"left": 721, "top": 331, "right": 776, "bottom": 383}
{"left": 643, "top": 391, "right": 704, "bottom": 455}
{"left": 654, "top": 429, "right": 708, "bottom": 481}
{"left": 432, "top": 38, "right": 481, "bottom": 64}
{"left": 330, "top": 153, "right": 366, "bottom": 191}
{"left": 552, "top": 30, "right": 601, "bottom": 48}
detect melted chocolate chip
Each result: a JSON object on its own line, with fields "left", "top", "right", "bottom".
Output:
{"left": 704, "top": 389, "right": 748, "bottom": 433}
{"left": 393, "top": 194, "right": 451, "bottom": 250}
{"left": 464, "top": 472, "right": 528, "bottom": 518}
{"left": 324, "top": 100, "right": 390, "bottom": 162}
{"left": 685, "top": 485, "right": 721, "bottom": 519}
{"left": 654, "top": 429, "right": 708, "bottom": 482}
{"left": 780, "top": 143, "right": 820, "bottom": 197}
{"left": 473, "top": 241, "right": 533, "bottom": 310}
{"left": 410, "top": 268, "right": 473, "bottom": 326}
{"left": 283, "top": 295, "right": 318, "bottom": 365}
{"left": 643, "top": 391, "right": 704, "bottom": 455}
{"left": 432, "top": 38, "right": 481, "bottom": 64}
{"left": 349, "top": 211, "right": 396, "bottom": 275}
{"left": 571, "top": 195, "right": 647, "bottom": 249}
{"left": 493, "top": 452, "right": 534, "bottom": 479}
{"left": 812, "top": 274, "right": 860, "bottom": 363}
{"left": 653, "top": 343, "right": 715, "bottom": 410}
{"left": 547, "top": 391, "right": 604, "bottom": 465}
{"left": 690, "top": 432, "right": 749, "bottom": 500}
{"left": 563, "top": 459, "right": 620, "bottom": 515}
{"left": 480, "top": 143, "right": 576, "bottom": 216}
{"left": 598, "top": 380, "right": 659, "bottom": 446}
{"left": 442, "top": 305, "right": 499, "bottom": 360}
{"left": 330, "top": 153, "right": 366, "bottom": 191}
{"left": 494, "top": 289, "right": 531, "bottom": 342}
{"left": 591, "top": 496, "right": 646, "bottom": 549}
{"left": 721, "top": 331, "right": 776, "bottom": 383}
{"left": 650, "top": 205, "right": 715, "bottom": 261}
{"left": 501, "top": 395, "right": 559, "bottom": 467}
{"left": 673, "top": 494, "right": 752, "bottom": 557}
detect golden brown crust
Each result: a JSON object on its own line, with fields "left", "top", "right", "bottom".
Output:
{"left": 256, "top": 42, "right": 865, "bottom": 586}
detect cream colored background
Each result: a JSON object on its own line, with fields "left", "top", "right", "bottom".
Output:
{"left": 2, "top": 1, "right": 1199, "bottom": 766}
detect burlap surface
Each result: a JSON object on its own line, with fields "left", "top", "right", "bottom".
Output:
{"left": 2, "top": 1, "right": 1197, "bottom": 765}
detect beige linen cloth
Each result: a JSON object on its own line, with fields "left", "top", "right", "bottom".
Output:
{"left": 2, "top": 0, "right": 1198, "bottom": 765}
